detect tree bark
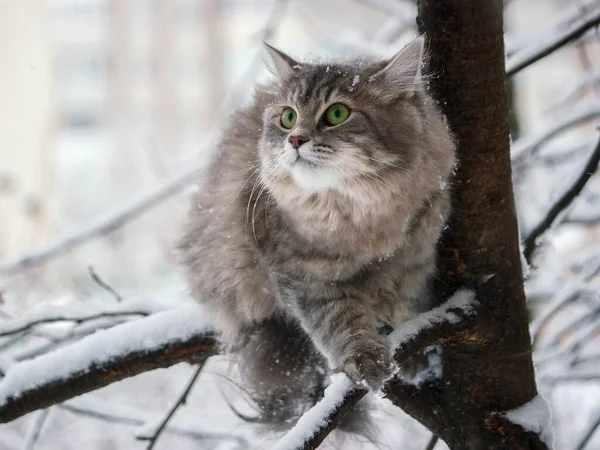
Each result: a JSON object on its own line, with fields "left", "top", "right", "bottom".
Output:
{"left": 384, "top": 1, "right": 548, "bottom": 448}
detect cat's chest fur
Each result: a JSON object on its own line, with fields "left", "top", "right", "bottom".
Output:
{"left": 250, "top": 182, "right": 421, "bottom": 283}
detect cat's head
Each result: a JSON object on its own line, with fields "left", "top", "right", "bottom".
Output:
{"left": 258, "top": 37, "right": 436, "bottom": 195}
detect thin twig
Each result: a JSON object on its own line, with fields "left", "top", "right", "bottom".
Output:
{"left": 140, "top": 363, "right": 206, "bottom": 450}
{"left": 512, "top": 101, "right": 600, "bottom": 166}
{"left": 88, "top": 266, "right": 122, "bottom": 302}
{"left": 530, "top": 283, "right": 596, "bottom": 346}
{"left": 539, "top": 373, "right": 600, "bottom": 384}
{"left": 59, "top": 397, "right": 247, "bottom": 446}
{"left": 424, "top": 434, "right": 439, "bottom": 450}
{"left": 0, "top": 163, "right": 202, "bottom": 275}
{"left": 575, "top": 410, "right": 600, "bottom": 450}
{"left": 24, "top": 409, "right": 50, "bottom": 450}
{"left": 0, "top": 0, "right": 290, "bottom": 277}
{"left": 524, "top": 135, "right": 600, "bottom": 262}
{"left": 506, "top": 1, "right": 600, "bottom": 76}
{"left": 549, "top": 70, "right": 600, "bottom": 112}
{"left": 0, "top": 310, "right": 150, "bottom": 338}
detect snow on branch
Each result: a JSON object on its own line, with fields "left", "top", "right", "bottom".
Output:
{"left": 270, "top": 373, "right": 368, "bottom": 450}
{"left": 497, "top": 395, "right": 555, "bottom": 449}
{"left": 0, "top": 296, "right": 174, "bottom": 337}
{"left": 271, "top": 289, "right": 480, "bottom": 449}
{"left": 0, "top": 288, "right": 483, "bottom": 448}
{"left": 506, "top": 1, "right": 600, "bottom": 76}
{"left": 390, "top": 288, "right": 479, "bottom": 360}
{"left": 0, "top": 305, "right": 218, "bottom": 423}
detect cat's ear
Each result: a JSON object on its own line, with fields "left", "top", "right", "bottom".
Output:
{"left": 373, "top": 36, "right": 426, "bottom": 97}
{"left": 262, "top": 42, "right": 299, "bottom": 79}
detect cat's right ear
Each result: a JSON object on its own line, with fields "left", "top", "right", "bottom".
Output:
{"left": 372, "top": 36, "right": 426, "bottom": 99}
{"left": 262, "top": 42, "right": 299, "bottom": 79}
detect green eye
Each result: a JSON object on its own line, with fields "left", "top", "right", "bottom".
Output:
{"left": 325, "top": 104, "right": 350, "bottom": 126}
{"left": 281, "top": 108, "right": 297, "bottom": 129}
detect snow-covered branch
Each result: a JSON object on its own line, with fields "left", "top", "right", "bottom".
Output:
{"left": 0, "top": 289, "right": 483, "bottom": 449}
{"left": 270, "top": 373, "right": 368, "bottom": 450}
{"left": 0, "top": 296, "right": 173, "bottom": 337}
{"left": 0, "top": 305, "right": 218, "bottom": 423}
{"left": 390, "top": 289, "right": 479, "bottom": 361}
{"left": 486, "top": 395, "right": 555, "bottom": 449}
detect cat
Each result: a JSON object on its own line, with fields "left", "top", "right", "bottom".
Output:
{"left": 178, "top": 36, "right": 455, "bottom": 431}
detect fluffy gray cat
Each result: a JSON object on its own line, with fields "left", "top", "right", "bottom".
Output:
{"left": 178, "top": 36, "right": 455, "bottom": 429}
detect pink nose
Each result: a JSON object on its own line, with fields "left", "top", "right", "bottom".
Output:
{"left": 288, "top": 135, "right": 309, "bottom": 150}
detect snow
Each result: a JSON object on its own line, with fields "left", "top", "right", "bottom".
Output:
{"left": 0, "top": 304, "right": 214, "bottom": 406}
{"left": 270, "top": 373, "right": 357, "bottom": 450}
{"left": 0, "top": 296, "right": 176, "bottom": 337}
{"left": 389, "top": 289, "right": 477, "bottom": 349}
{"left": 64, "top": 395, "right": 245, "bottom": 443}
{"left": 518, "top": 221, "right": 531, "bottom": 279}
{"left": 503, "top": 394, "right": 555, "bottom": 448}
{"left": 394, "top": 346, "right": 443, "bottom": 388}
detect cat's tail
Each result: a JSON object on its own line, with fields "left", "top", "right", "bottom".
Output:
{"left": 232, "top": 316, "right": 379, "bottom": 442}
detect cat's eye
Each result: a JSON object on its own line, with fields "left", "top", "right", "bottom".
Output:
{"left": 281, "top": 108, "right": 297, "bottom": 129}
{"left": 325, "top": 104, "right": 350, "bottom": 126}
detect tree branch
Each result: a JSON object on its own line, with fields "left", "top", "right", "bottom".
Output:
{"left": 24, "top": 408, "right": 50, "bottom": 450}
{"left": 0, "top": 306, "right": 218, "bottom": 423}
{"left": 271, "top": 374, "right": 368, "bottom": 450}
{"left": 0, "top": 297, "right": 171, "bottom": 337}
{"left": 0, "top": 0, "right": 291, "bottom": 277}
{"left": 0, "top": 163, "right": 202, "bottom": 276}
{"left": 524, "top": 135, "right": 600, "bottom": 262}
{"left": 59, "top": 396, "right": 247, "bottom": 445}
{"left": 138, "top": 363, "right": 206, "bottom": 450}
{"left": 506, "top": 1, "right": 600, "bottom": 76}
{"left": 511, "top": 101, "right": 600, "bottom": 166}
{"left": 575, "top": 409, "right": 600, "bottom": 450}
{"left": 0, "top": 290, "right": 481, "bottom": 449}
{"left": 390, "top": 289, "right": 482, "bottom": 361}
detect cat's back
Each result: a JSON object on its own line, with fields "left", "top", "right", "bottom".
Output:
{"left": 178, "top": 88, "right": 277, "bottom": 335}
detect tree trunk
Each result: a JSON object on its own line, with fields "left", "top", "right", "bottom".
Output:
{"left": 385, "top": 1, "right": 549, "bottom": 448}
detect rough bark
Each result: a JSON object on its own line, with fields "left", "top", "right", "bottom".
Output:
{"left": 383, "top": 1, "right": 546, "bottom": 448}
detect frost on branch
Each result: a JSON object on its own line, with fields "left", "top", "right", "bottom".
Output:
{"left": 389, "top": 288, "right": 478, "bottom": 360}
{"left": 0, "top": 296, "right": 175, "bottom": 337}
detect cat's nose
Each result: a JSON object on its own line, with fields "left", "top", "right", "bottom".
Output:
{"left": 288, "top": 135, "right": 310, "bottom": 150}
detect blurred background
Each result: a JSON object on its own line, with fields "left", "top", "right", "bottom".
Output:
{"left": 0, "top": 0, "right": 599, "bottom": 449}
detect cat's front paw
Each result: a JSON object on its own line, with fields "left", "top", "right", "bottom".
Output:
{"left": 339, "top": 341, "right": 393, "bottom": 390}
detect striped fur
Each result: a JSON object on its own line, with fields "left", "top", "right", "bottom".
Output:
{"left": 178, "top": 37, "right": 455, "bottom": 429}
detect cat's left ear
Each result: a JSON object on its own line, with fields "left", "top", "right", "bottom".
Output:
{"left": 262, "top": 42, "right": 300, "bottom": 79}
{"left": 373, "top": 36, "right": 426, "bottom": 97}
